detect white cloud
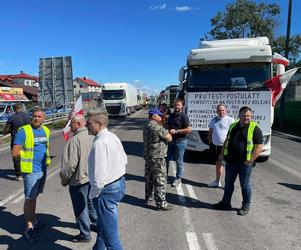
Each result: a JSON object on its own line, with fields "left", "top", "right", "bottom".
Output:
{"left": 175, "top": 6, "right": 192, "bottom": 12}
{"left": 150, "top": 3, "right": 167, "bottom": 11}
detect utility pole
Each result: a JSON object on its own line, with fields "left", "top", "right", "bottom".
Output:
{"left": 279, "top": 0, "right": 292, "bottom": 129}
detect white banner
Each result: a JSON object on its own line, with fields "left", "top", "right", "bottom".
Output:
{"left": 187, "top": 91, "right": 272, "bottom": 134}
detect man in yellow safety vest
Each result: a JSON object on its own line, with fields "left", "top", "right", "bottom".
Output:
{"left": 214, "top": 106, "right": 263, "bottom": 216}
{"left": 12, "top": 106, "right": 51, "bottom": 242}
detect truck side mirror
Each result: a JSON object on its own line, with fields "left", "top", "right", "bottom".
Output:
{"left": 179, "top": 68, "right": 185, "bottom": 83}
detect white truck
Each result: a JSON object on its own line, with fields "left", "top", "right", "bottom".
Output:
{"left": 178, "top": 37, "right": 287, "bottom": 160}
{"left": 102, "top": 82, "right": 138, "bottom": 116}
{"left": 164, "top": 85, "right": 179, "bottom": 108}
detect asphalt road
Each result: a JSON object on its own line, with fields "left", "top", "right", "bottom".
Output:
{"left": 0, "top": 109, "right": 300, "bottom": 250}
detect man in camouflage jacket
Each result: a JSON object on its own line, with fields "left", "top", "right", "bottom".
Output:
{"left": 143, "top": 108, "right": 173, "bottom": 211}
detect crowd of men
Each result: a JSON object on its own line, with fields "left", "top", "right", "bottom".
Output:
{"left": 4, "top": 99, "right": 263, "bottom": 249}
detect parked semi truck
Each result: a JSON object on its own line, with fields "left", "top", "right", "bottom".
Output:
{"left": 164, "top": 85, "right": 179, "bottom": 108}
{"left": 102, "top": 82, "right": 138, "bottom": 116}
{"left": 178, "top": 37, "right": 288, "bottom": 160}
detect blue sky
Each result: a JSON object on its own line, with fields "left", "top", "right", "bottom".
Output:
{"left": 0, "top": 0, "right": 300, "bottom": 95}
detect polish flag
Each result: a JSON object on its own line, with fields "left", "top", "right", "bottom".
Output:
{"left": 272, "top": 52, "right": 289, "bottom": 67}
{"left": 264, "top": 68, "right": 299, "bottom": 107}
{"left": 63, "top": 95, "right": 84, "bottom": 141}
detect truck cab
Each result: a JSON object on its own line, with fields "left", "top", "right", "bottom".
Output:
{"left": 178, "top": 37, "right": 285, "bottom": 159}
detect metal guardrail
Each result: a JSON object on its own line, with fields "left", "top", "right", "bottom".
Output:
{"left": 0, "top": 112, "right": 68, "bottom": 137}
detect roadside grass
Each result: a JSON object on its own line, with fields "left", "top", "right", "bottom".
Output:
{"left": 273, "top": 101, "right": 301, "bottom": 137}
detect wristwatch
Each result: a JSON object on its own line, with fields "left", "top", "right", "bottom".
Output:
{"left": 175, "top": 130, "right": 178, "bottom": 134}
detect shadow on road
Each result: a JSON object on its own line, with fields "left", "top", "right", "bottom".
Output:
{"left": 184, "top": 150, "right": 214, "bottom": 165}
{"left": 0, "top": 169, "right": 18, "bottom": 181}
{"left": 121, "top": 192, "right": 215, "bottom": 210}
{"left": 278, "top": 182, "right": 301, "bottom": 191}
{"left": 125, "top": 173, "right": 144, "bottom": 183}
{"left": 0, "top": 206, "right": 76, "bottom": 250}
{"left": 122, "top": 141, "right": 144, "bottom": 157}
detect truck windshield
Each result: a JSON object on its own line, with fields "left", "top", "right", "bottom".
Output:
{"left": 102, "top": 90, "right": 125, "bottom": 100}
{"left": 0, "top": 105, "right": 6, "bottom": 113}
{"left": 187, "top": 62, "right": 271, "bottom": 91}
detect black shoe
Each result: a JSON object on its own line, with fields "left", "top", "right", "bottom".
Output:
{"left": 70, "top": 235, "right": 91, "bottom": 243}
{"left": 157, "top": 204, "right": 173, "bottom": 211}
{"left": 90, "top": 223, "right": 98, "bottom": 232}
{"left": 145, "top": 197, "right": 154, "bottom": 205}
{"left": 213, "top": 201, "right": 232, "bottom": 211}
{"left": 25, "top": 228, "right": 39, "bottom": 243}
{"left": 237, "top": 206, "right": 250, "bottom": 216}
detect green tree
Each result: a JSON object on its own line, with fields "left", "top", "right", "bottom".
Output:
{"left": 202, "top": 0, "right": 301, "bottom": 66}
{"left": 272, "top": 35, "right": 301, "bottom": 67}
{"left": 203, "top": 0, "right": 280, "bottom": 41}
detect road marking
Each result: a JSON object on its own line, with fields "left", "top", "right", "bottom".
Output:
{"left": 269, "top": 158, "right": 301, "bottom": 179}
{"left": 111, "top": 110, "right": 143, "bottom": 132}
{"left": 11, "top": 167, "right": 61, "bottom": 204}
{"left": 0, "top": 189, "right": 24, "bottom": 207}
{"left": 171, "top": 163, "right": 201, "bottom": 250}
{"left": 185, "top": 184, "right": 199, "bottom": 202}
{"left": 186, "top": 232, "right": 201, "bottom": 250}
{"left": 203, "top": 233, "right": 218, "bottom": 250}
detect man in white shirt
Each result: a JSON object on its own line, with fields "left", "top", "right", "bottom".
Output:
{"left": 208, "top": 104, "right": 235, "bottom": 188}
{"left": 87, "top": 111, "right": 126, "bottom": 250}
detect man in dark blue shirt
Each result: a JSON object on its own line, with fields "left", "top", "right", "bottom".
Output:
{"left": 166, "top": 98, "right": 192, "bottom": 187}
{"left": 3, "top": 103, "right": 31, "bottom": 180}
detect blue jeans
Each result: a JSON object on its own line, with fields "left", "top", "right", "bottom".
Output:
{"left": 166, "top": 138, "right": 187, "bottom": 179}
{"left": 69, "top": 182, "right": 98, "bottom": 239}
{"left": 222, "top": 162, "right": 253, "bottom": 207}
{"left": 92, "top": 177, "right": 125, "bottom": 250}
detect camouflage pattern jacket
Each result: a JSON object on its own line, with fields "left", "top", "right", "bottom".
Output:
{"left": 143, "top": 120, "right": 169, "bottom": 160}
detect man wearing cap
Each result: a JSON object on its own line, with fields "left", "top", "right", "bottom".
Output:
{"left": 143, "top": 108, "right": 173, "bottom": 211}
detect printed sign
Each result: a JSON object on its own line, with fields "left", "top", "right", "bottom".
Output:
{"left": 187, "top": 91, "right": 272, "bottom": 134}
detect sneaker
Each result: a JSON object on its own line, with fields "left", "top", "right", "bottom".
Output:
{"left": 208, "top": 180, "right": 222, "bottom": 188}
{"left": 171, "top": 178, "right": 181, "bottom": 187}
{"left": 237, "top": 206, "right": 250, "bottom": 216}
{"left": 14, "top": 176, "right": 23, "bottom": 181}
{"left": 213, "top": 201, "right": 232, "bottom": 211}
{"left": 25, "top": 228, "right": 39, "bottom": 243}
{"left": 157, "top": 204, "right": 174, "bottom": 211}
{"left": 70, "top": 234, "right": 92, "bottom": 243}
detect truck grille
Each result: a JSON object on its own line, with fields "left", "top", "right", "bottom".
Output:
{"left": 106, "top": 105, "right": 121, "bottom": 115}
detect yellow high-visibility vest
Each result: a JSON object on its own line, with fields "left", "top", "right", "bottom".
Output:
{"left": 20, "top": 124, "right": 51, "bottom": 173}
{"left": 224, "top": 121, "right": 258, "bottom": 161}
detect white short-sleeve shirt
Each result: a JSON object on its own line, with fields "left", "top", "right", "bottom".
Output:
{"left": 209, "top": 115, "right": 235, "bottom": 146}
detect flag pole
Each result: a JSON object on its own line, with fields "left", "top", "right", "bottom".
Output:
{"left": 279, "top": 0, "right": 293, "bottom": 129}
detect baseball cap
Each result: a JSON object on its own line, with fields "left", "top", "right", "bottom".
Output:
{"left": 148, "top": 108, "right": 164, "bottom": 116}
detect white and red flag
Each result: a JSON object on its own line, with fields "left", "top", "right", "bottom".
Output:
{"left": 63, "top": 95, "right": 84, "bottom": 141}
{"left": 264, "top": 68, "right": 299, "bottom": 107}
{"left": 272, "top": 52, "right": 289, "bottom": 67}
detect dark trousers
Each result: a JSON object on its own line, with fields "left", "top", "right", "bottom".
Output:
{"left": 69, "top": 182, "right": 98, "bottom": 239}
{"left": 222, "top": 162, "right": 253, "bottom": 207}
{"left": 11, "top": 142, "right": 20, "bottom": 176}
